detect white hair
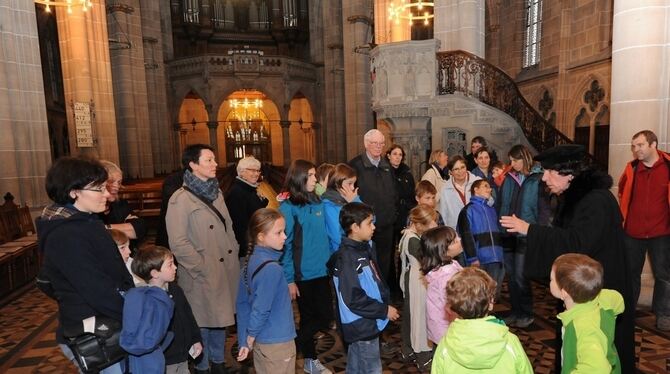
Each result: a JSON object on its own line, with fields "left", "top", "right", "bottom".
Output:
{"left": 363, "top": 129, "right": 384, "bottom": 142}
{"left": 99, "top": 160, "right": 122, "bottom": 176}
{"left": 236, "top": 156, "right": 261, "bottom": 175}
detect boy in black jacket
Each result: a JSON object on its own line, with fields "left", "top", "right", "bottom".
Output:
{"left": 327, "top": 202, "right": 400, "bottom": 374}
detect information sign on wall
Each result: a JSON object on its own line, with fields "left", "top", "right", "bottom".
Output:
{"left": 74, "top": 102, "right": 94, "bottom": 147}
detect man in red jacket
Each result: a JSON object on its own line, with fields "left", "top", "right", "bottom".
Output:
{"left": 618, "top": 130, "right": 670, "bottom": 331}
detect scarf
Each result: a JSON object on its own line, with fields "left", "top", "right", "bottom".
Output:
{"left": 183, "top": 169, "right": 220, "bottom": 202}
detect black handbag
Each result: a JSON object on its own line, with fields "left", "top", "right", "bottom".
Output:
{"left": 64, "top": 317, "right": 127, "bottom": 373}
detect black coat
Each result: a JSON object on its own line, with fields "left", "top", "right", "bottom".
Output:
{"left": 99, "top": 199, "right": 147, "bottom": 251}
{"left": 390, "top": 163, "right": 416, "bottom": 231}
{"left": 164, "top": 283, "right": 202, "bottom": 365}
{"left": 225, "top": 178, "right": 269, "bottom": 257}
{"left": 525, "top": 168, "right": 635, "bottom": 374}
{"left": 156, "top": 171, "right": 184, "bottom": 249}
{"left": 36, "top": 208, "right": 134, "bottom": 343}
{"left": 349, "top": 154, "right": 398, "bottom": 228}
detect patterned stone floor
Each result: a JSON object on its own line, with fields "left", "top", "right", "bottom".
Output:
{"left": 1, "top": 282, "right": 669, "bottom": 373}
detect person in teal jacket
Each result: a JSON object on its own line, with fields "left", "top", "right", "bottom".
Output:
{"left": 550, "top": 253, "right": 623, "bottom": 374}
{"left": 432, "top": 267, "right": 532, "bottom": 374}
{"left": 278, "top": 159, "right": 334, "bottom": 374}
{"left": 321, "top": 163, "right": 361, "bottom": 252}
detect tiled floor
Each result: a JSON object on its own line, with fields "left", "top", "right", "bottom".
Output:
{"left": 1, "top": 282, "right": 669, "bottom": 373}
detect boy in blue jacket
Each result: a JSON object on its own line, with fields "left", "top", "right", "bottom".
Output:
{"left": 457, "top": 180, "right": 505, "bottom": 299}
{"left": 121, "top": 245, "right": 177, "bottom": 374}
{"left": 326, "top": 202, "right": 400, "bottom": 374}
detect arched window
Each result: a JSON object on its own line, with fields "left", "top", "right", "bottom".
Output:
{"left": 523, "top": 0, "right": 542, "bottom": 67}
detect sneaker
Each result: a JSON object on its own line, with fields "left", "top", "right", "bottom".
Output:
{"left": 304, "top": 358, "right": 332, "bottom": 374}
{"left": 515, "top": 316, "right": 535, "bottom": 328}
{"left": 657, "top": 316, "right": 670, "bottom": 331}
{"left": 502, "top": 315, "right": 518, "bottom": 327}
{"left": 399, "top": 350, "right": 416, "bottom": 363}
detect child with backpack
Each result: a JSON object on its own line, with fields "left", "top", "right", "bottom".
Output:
{"left": 236, "top": 208, "right": 297, "bottom": 374}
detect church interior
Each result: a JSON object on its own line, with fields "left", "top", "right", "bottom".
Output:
{"left": 1, "top": 0, "right": 670, "bottom": 372}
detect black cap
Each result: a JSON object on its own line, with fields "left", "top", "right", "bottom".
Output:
{"left": 533, "top": 144, "right": 586, "bottom": 170}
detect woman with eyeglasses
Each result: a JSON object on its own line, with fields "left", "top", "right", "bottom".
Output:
{"left": 36, "top": 157, "right": 134, "bottom": 374}
{"left": 225, "top": 155, "right": 269, "bottom": 259}
{"left": 98, "top": 160, "right": 147, "bottom": 252}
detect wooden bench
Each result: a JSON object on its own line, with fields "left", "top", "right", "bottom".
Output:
{"left": 118, "top": 189, "right": 162, "bottom": 218}
{"left": 0, "top": 193, "right": 39, "bottom": 300}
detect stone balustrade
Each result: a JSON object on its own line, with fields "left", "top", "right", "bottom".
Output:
{"left": 168, "top": 53, "right": 317, "bottom": 81}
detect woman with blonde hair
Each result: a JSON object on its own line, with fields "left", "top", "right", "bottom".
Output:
{"left": 421, "top": 150, "right": 448, "bottom": 202}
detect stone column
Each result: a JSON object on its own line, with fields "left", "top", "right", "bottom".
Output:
{"left": 207, "top": 121, "right": 220, "bottom": 152}
{"left": 609, "top": 0, "right": 670, "bottom": 307}
{"left": 280, "top": 120, "right": 292, "bottom": 166}
{"left": 0, "top": 0, "right": 52, "bottom": 206}
{"left": 56, "top": 1, "right": 120, "bottom": 162}
{"left": 322, "top": 0, "right": 347, "bottom": 162}
{"left": 434, "top": 0, "right": 485, "bottom": 56}
{"left": 389, "top": 118, "right": 432, "bottom": 178}
{"left": 107, "top": 1, "right": 154, "bottom": 179}
{"left": 342, "top": 0, "right": 374, "bottom": 159}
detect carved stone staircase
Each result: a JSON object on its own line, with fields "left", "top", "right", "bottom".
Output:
{"left": 370, "top": 40, "right": 580, "bottom": 177}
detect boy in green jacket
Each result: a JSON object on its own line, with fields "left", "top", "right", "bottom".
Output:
{"left": 550, "top": 253, "right": 624, "bottom": 374}
{"left": 432, "top": 268, "right": 532, "bottom": 373}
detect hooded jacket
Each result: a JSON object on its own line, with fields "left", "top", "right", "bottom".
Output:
{"left": 322, "top": 189, "right": 363, "bottom": 253}
{"left": 121, "top": 286, "right": 175, "bottom": 374}
{"left": 279, "top": 199, "right": 330, "bottom": 283}
{"left": 432, "top": 316, "right": 532, "bottom": 373}
{"left": 236, "top": 246, "right": 296, "bottom": 348}
{"left": 558, "top": 289, "right": 624, "bottom": 374}
{"left": 36, "top": 205, "right": 134, "bottom": 343}
{"left": 327, "top": 237, "right": 390, "bottom": 343}
{"left": 457, "top": 195, "right": 504, "bottom": 265}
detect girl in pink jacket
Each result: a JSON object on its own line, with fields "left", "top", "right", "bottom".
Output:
{"left": 420, "top": 226, "right": 464, "bottom": 344}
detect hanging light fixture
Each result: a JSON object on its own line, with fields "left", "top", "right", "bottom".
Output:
{"left": 35, "top": 0, "right": 93, "bottom": 14}
{"left": 389, "top": 0, "right": 434, "bottom": 26}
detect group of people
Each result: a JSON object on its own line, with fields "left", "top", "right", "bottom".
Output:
{"left": 34, "top": 128, "right": 669, "bottom": 374}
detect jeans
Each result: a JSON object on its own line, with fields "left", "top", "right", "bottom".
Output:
{"left": 481, "top": 262, "right": 505, "bottom": 301}
{"left": 625, "top": 234, "right": 670, "bottom": 317}
{"left": 59, "top": 344, "right": 124, "bottom": 374}
{"left": 346, "top": 337, "right": 382, "bottom": 374}
{"left": 504, "top": 239, "right": 533, "bottom": 318}
{"left": 195, "top": 327, "right": 226, "bottom": 370}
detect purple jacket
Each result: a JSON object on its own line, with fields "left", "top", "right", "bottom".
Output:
{"left": 425, "top": 262, "right": 462, "bottom": 344}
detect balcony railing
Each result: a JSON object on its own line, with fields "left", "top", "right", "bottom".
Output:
{"left": 168, "top": 53, "right": 316, "bottom": 81}
{"left": 437, "top": 50, "right": 572, "bottom": 153}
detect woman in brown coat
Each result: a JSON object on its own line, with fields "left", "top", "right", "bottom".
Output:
{"left": 166, "top": 144, "right": 239, "bottom": 374}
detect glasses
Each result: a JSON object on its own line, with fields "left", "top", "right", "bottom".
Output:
{"left": 81, "top": 186, "right": 107, "bottom": 193}
{"left": 368, "top": 141, "right": 385, "bottom": 147}
{"left": 245, "top": 168, "right": 261, "bottom": 174}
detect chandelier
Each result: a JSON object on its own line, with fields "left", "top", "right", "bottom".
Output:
{"left": 388, "top": 0, "right": 434, "bottom": 26}
{"left": 35, "top": 0, "right": 93, "bottom": 14}
{"left": 226, "top": 96, "right": 267, "bottom": 144}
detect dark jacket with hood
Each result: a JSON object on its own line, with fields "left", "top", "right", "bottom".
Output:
{"left": 390, "top": 162, "right": 416, "bottom": 232}
{"left": 225, "top": 177, "right": 269, "bottom": 257}
{"left": 349, "top": 154, "right": 398, "bottom": 228}
{"left": 524, "top": 167, "right": 635, "bottom": 374}
{"left": 36, "top": 205, "right": 134, "bottom": 343}
{"left": 327, "top": 237, "right": 390, "bottom": 343}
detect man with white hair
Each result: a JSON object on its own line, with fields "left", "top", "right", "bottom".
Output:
{"left": 349, "top": 129, "right": 399, "bottom": 293}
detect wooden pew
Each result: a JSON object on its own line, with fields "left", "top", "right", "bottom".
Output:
{"left": 0, "top": 193, "right": 39, "bottom": 300}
